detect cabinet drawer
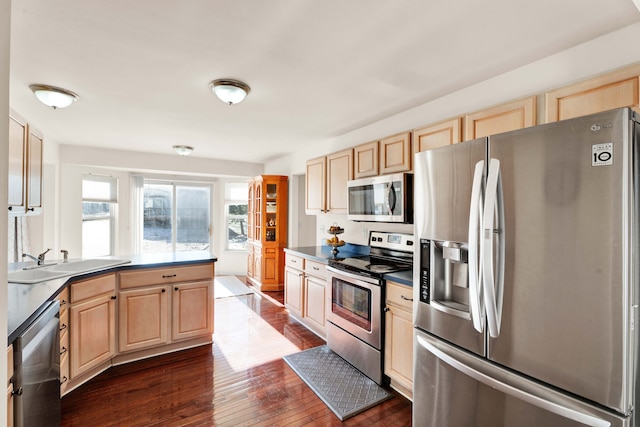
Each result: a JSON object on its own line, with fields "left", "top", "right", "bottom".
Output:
{"left": 386, "top": 281, "right": 413, "bottom": 311}
{"left": 119, "top": 263, "right": 213, "bottom": 289}
{"left": 60, "top": 351, "right": 69, "bottom": 393}
{"left": 57, "top": 287, "right": 70, "bottom": 312}
{"left": 59, "top": 309, "right": 69, "bottom": 340}
{"left": 285, "top": 254, "right": 304, "bottom": 270}
{"left": 7, "top": 345, "right": 13, "bottom": 385}
{"left": 70, "top": 274, "right": 116, "bottom": 303}
{"left": 304, "top": 260, "right": 326, "bottom": 279}
{"left": 60, "top": 320, "right": 69, "bottom": 359}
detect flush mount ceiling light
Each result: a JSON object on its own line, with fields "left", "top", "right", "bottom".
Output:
{"left": 172, "top": 145, "right": 194, "bottom": 156}
{"left": 210, "top": 79, "right": 251, "bottom": 105}
{"left": 29, "top": 84, "right": 79, "bottom": 109}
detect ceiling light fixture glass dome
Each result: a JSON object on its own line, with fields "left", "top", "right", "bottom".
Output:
{"left": 29, "top": 84, "right": 79, "bottom": 109}
{"left": 210, "top": 79, "right": 251, "bottom": 105}
{"left": 172, "top": 145, "right": 194, "bottom": 156}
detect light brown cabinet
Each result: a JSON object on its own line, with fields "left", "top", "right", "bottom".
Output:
{"left": 284, "top": 252, "right": 327, "bottom": 338}
{"left": 384, "top": 280, "right": 414, "bottom": 400}
{"left": 118, "top": 263, "right": 214, "bottom": 351}
{"left": 305, "top": 149, "right": 353, "bottom": 214}
{"left": 8, "top": 110, "right": 43, "bottom": 215}
{"left": 354, "top": 141, "right": 379, "bottom": 178}
{"left": 380, "top": 132, "right": 412, "bottom": 174}
{"left": 247, "top": 175, "right": 288, "bottom": 291}
{"left": 69, "top": 274, "right": 117, "bottom": 380}
{"left": 118, "top": 286, "right": 169, "bottom": 353}
{"left": 57, "top": 287, "right": 70, "bottom": 396}
{"left": 172, "top": 281, "right": 213, "bottom": 341}
{"left": 413, "top": 117, "right": 463, "bottom": 154}
{"left": 284, "top": 255, "right": 304, "bottom": 319}
{"left": 464, "top": 96, "right": 537, "bottom": 140}
{"left": 545, "top": 64, "right": 640, "bottom": 123}
{"left": 60, "top": 262, "right": 214, "bottom": 396}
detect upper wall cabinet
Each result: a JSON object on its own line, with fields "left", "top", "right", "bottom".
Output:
{"left": 8, "top": 111, "right": 43, "bottom": 215}
{"left": 464, "top": 96, "right": 537, "bottom": 140}
{"left": 354, "top": 141, "right": 379, "bottom": 179}
{"left": 326, "top": 149, "right": 353, "bottom": 213}
{"left": 305, "top": 149, "right": 353, "bottom": 214}
{"left": 380, "top": 132, "right": 412, "bottom": 174}
{"left": 413, "top": 117, "right": 463, "bottom": 155}
{"left": 545, "top": 64, "right": 640, "bottom": 123}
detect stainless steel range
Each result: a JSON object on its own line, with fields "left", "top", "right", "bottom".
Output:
{"left": 326, "top": 231, "right": 414, "bottom": 385}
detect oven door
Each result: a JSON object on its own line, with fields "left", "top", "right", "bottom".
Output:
{"left": 326, "top": 266, "right": 382, "bottom": 349}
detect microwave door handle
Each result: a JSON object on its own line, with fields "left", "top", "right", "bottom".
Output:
{"left": 468, "top": 160, "right": 485, "bottom": 333}
{"left": 387, "top": 182, "right": 397, "bottom": 214}
{"left": 482, "top": 158, "right": 504, "bottom": 338}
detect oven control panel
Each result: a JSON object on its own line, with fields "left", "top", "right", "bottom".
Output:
{"left": 369, "top": 231, "right": 414, "bottom": 252}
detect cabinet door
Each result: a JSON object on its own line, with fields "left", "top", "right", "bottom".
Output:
{"left": 464, "top": 96, "right": 536, "bottom": 140}
{"left": 384, "top": 304, "right": 413, "bottom": 395}
{"left": 306, "top": 156, "right": 327, "bottom": 214}
{"left": 326, "top": 149, "right": 353, "bottom": 213}
{"left": 413, "top": 117, "right": 462, "bottom": 154}
{"left": 118, "top": 286, "right": 169, "bottom": 353}
{"left": 354, "top": 141, "right": 379, "bottom": 178}
{"left": 172, "top": 281, "right": 213, "bottom": 341}
{"left": 26, "top": 128, "right": 43, "bottom": 214}
{"left": 545, "top": 64, "right": 640, "bottom": 122}
{"left": 8, "top": 114, "right": 27, "bottom": 214}
{"left": 304, "top": 275, "right": 326, "bottom": 333}
{"left": 247, "top": 244, "right": 254, "bottom": 278}
{"left": 70, "top": 294, "right": 116, "bottom": 378}
{"left": 380, "top": 132, "right": 411, "bottom": 174}
{"left": 284, "top": 267, "right": 304, "bottom": 318}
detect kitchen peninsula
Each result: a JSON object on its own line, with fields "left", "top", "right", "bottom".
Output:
{"left": 8, "top": 251, "right": 216, "bottom": 399}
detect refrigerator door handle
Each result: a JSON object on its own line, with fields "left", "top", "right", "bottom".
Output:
{"left": 482, "top": 158, "right": 505, "bottom": 338}
{"left": 468, "top": 160, "right": 485, "bottom": 333}
{"left": 416, "top": 334, "right": 611, "bottom": 427}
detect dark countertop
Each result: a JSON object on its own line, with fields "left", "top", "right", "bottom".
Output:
{"left": 285, "top": 245, "right": 413, "bottom": 287}
{"left": 8, "top": 251, "right": 217, "bottom": 344}
{"left": 284, "top": 244, "right": 369, "bottom": 264}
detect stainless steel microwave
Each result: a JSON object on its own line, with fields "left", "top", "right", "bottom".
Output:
{"left": 347, "top": 173, "right": 413, "bottom": 223}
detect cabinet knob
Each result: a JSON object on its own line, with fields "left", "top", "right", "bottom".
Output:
{"left": 175, "top": 287, "right": 179, "bottom": 291}
{"left": 27, "top": 207, "right": 34, "bottom": 212}
{"left": 162, "top": 289, "right": 166, "bottom": 293}
{"left": 60, "top": 346, "right": 67, "bottom": 356}
{"left": 60, "top": 323, "right": 67, "bottom": 331}
{"left": 60, "top": 376, "right": 68, "bottom": 386}
{"left": 162, "top": 274, "right": 177, "bottom": 279}
{"left": 384, "top": 307, "right": 390, "bottom": 312}
{"left": 110, "top": 295, "right": 117, "bottom": 300}
{"left": 7, "top": 206, "right": 12, "bottom": 211}
{"left": 400, "top": 295, "right": 414, "bottom": 302}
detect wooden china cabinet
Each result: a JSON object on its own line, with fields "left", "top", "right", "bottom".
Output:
{"left": 247, "top": 175, "right": 288, "bottom": 291}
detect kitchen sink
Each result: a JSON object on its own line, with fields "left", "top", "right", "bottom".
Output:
{"left": 8, "top": 258, "right": 131, "bottom": 284}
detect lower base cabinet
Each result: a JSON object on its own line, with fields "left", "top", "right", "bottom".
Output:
{"left": 284, "top": 252, "right": 327, "bottom": 338}
{"left": 60, "top": 262, "right": 215, "bottom": 396}
{"left": 384, "top": 280, "right": 414, "bottom": 400}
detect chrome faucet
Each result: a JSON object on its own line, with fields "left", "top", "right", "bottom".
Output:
{"left": 22, "top": 248, "right": 51, "bottom": 266}
{"left": 60, "top": 249, "right": 69, "bottom": 263}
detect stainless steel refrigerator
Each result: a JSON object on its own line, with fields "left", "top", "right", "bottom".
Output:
{"left": 413, "top": 107, "right": 639, "bottom": 427}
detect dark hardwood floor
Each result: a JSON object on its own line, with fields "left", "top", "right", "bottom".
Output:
{"left": 61, "top": 280, "right": 412, "bottom": 426}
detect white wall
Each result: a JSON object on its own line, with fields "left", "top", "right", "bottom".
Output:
{"left": 1, "top": 0, "right": 10, "bottom": 419}
{"left": 265, "top": 22, "right": 640, "bottom": 247}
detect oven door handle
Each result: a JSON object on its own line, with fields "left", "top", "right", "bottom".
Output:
{"left": 326, "top": 266, "right": 380, "bottom": 286}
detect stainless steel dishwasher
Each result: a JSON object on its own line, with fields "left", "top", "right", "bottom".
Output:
{"left": 13, "top": 300, "right": 61, "bottom": 427}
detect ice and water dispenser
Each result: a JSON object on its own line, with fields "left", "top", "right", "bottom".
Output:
{"left": 419, "top": 239, "right": 471, "bottom": 318}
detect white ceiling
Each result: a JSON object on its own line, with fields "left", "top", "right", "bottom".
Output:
{"left": 9, "top": 0, "right": 640, "bottom": 164}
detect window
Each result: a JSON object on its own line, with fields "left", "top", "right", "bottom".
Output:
{"left": 225, "top": 183, "right": 248, "bottom": 251}
{"left": 142, "top": 181, "right": 211, "bottom": 253}
{"left": 82, "top": 174, "right": 117, "bottom": 257}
